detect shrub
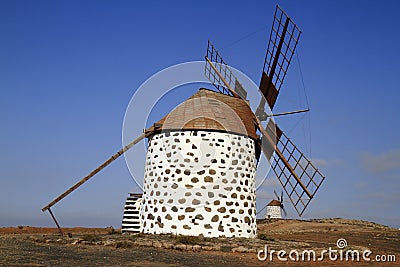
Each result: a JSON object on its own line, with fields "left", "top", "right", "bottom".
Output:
{"left": 115, "top": 241, "right": 133, "bottom": 248}
{"left": 258, "top": 233, "right": 275, "bottom": 241}
{"left": 175, "top": 235, "right": 202, "bottom": 245}
{"left": 82, "top": 234, "right": 100, "bottom": 243}
{"left": 107, "top": 227, "right": 121, "bottom": 235}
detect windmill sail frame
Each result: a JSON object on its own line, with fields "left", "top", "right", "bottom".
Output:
{"left": 256, "top": 5, "right": 302, "bottom": 119}
{"left": 270, "top": 125, "right": 325, "bottom": 216}
{"left": 205, "top": 41, "right": 247, "bottom": 99}
{"left": 204, "top": 6, "right": 325, "bottom": 217}
{"left": 263, "top": 5, "right": 301, "bottom": 93}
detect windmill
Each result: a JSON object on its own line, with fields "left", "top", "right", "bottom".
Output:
{"left": 274, "top": 190, "right": 287, "bottom": 218}
{"left": 263, "top": 190, "right": 287, "bottom": 219}
{"left": 41, "top": 5, "right": 325, "bottom": 238}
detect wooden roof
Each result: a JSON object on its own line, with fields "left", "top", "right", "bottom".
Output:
{"left": 267, "top": 200, "right": 281, "bottom": 206}
{"left": 147, "top": 88, "right": 260, "bottom": 141}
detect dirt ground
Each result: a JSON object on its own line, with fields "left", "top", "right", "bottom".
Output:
{"left": 0, "top": 218, "right": 398, "bottom": 266}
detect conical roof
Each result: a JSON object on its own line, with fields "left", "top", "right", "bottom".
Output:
{"left": 267, "top": 199, "right": 281, "bottom": 206}
{"left": 147, "top": 88, "right": 260, "bottom": 141}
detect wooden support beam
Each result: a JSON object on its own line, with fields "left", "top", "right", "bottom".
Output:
{"left": 47, "top": 208, "right": 63, "bottom": 236}
{"left": 42, "top": 132, "right": 146, "bottom": 212}
{"left": 268, "top": 108, "right": 309, "bottom": 117}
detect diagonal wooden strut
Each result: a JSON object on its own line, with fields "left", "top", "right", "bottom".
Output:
{"left": 42, "top": 132, "right": 146, "bottom": 212}
{"left": 47, "top": 208, "right": 63, "bottom": 236}
{"left": 206, "top": 58, "right": 312, "bottom": 199}
{"left": 257, "top": 118, "right": 312, "bottom": 199}
{"left": 268, "top": 108, "right": 309, "bottom": 118}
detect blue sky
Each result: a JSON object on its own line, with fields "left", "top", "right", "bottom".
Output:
{"left": 1, "top": 0, "right": 400, "bottom": 228}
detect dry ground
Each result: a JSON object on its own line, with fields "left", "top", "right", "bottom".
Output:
{"left": 0, "top": 218, "right": 398, "bottom": 266}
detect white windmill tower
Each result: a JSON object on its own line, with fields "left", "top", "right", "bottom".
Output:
{"left": 266, "top": 191, "right": 287, "bottom": 219}
{"left": 140, "top": 89, "right": 259, "bottom": 237}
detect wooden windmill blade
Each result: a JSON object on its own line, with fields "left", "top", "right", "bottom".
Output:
{"left": 256, "top": 5, "right": 302, "bottom": 120}
{"left": 255, "top": 6, "right": 324, "bottom": 216}
{"left": 205, "top": 40, "right": 247, "bottom": 99}
{"left": 266, "top": 119, "right": 325, "bottom": 216}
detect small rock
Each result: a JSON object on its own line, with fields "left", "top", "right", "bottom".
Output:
{"left": 248, "top": 248, "right": 257, "bottom": 253}
{"left": 103, "top": 240, "right": 114, "bottom": 246}
{"left": 140, "top": 240, "right": 153, "bottom": 247}
{"left": 162, "top": 242, "right": 173, "bottom": 249}
{"left": 202, "top": 246, "right": 214, "bottom": 251}
{"left": 174, "top": 244, "right": 187, "bottom": 250}
{"left": 191, "top": 245, "right": 201, "bottom": 251}
{"left": 71, "top": 240, "right": 79, "bottom": 245}
{"left": 204, "top": 245, "right": 220, "bottom": 251}
{"left": 153, "top": 241, "right": 162, "bottom": 248}
{"left": 232, "top": 246, "right": 248, "bottom": 253}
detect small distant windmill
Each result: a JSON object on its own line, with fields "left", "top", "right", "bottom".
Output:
{"left": 41, "top": 5, "right": 325, "bottom": 238}
{"left": 265, "top": 190, "right": 287, "bottom": 219}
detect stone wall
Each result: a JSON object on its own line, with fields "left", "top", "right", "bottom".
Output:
{"left": 141, "top": 130, "right": 257, "bottom": 238}
{"left": 266, "top": 206, "right": 281, "bottom": 219}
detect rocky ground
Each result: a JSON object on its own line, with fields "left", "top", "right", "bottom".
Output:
{"left": 0, "top": 218, "right": 398, "bottom": 266}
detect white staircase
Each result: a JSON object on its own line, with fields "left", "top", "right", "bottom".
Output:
{"left": 121, "top": 193, "right": 143, "bottom": 234}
